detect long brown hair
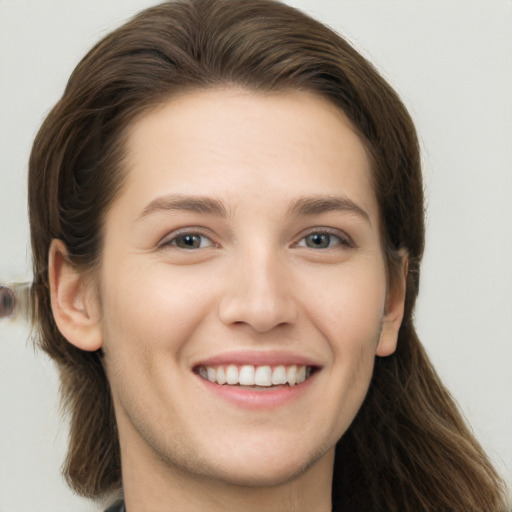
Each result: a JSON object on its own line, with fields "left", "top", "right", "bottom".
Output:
{"left": 28, "top": 1, "right": 508, "bottom": 510}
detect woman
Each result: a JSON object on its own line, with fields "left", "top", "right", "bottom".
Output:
{"left": 28, "top": 0, "right": 509, "bottom": 510}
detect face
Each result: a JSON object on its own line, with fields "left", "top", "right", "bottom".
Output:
{"left": 82, "top": 89, "right": 404, "bottom": 488}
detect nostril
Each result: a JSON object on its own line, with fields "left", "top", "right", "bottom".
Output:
{"left": 219, "top": 294, "right": 298, "bottom": 332}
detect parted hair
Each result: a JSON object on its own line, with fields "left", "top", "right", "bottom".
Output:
{"left": 29, "top": 1, "right": 508, "bottom": 510}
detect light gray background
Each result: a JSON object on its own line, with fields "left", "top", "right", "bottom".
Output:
{"left": 1, "top": 1, "right": 511, "bottom": 510}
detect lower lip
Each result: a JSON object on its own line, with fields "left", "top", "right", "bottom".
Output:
{"left": 196, "top": 373, "right": 316, "bottom": 409}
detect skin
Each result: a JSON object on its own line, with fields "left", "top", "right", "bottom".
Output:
{"left": 50, "top": 89, "right": 406, "bottom": 512}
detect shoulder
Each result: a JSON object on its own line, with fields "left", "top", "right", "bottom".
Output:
{"left": 104, "top": 500, "right": 125, "bottom": 512}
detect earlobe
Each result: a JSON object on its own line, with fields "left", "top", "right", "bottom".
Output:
{"left": 376, "top": 253, "right": 408, "bottom": 357}
{"left": 48, "top": 239, "right": 102, "bottom": 352}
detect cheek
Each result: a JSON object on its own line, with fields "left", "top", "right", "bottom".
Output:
{"left": 316, "top": 268, "right": 386, "bottom": 435}
{"left": 101, "top": 260, "right": 209, "bottom": 336}
{"left": 97, "top": 259, "right": 224, "bottom": 394}
{"left": 97, "top": 263, "right": 206, "bottom": 413}
{"left": 301, "top": 260, "right": 387, "bottom": 350}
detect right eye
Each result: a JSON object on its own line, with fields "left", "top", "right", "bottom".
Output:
{"left": 161, "top": 232, "right": 215, "bottom": 250}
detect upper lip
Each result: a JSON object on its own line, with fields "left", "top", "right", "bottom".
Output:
{"left": 192, "top": 350, "right": 322, "bottom": 369}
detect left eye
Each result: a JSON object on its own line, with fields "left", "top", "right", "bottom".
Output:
{"left": 164, "top": 233, "right": 214, "bottom": 250}
{"left": 297, "top": 232, "right": 347, "bottom": 249}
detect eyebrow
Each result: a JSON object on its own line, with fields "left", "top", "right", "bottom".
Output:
{"left": 138, "top": 194, "right": 228, "bottom": 220}
{"left": 288, "top": 195, "right": 370, "bottom": 223}
{"left": 137, "top": 193, "right": 370, "bottom": 223}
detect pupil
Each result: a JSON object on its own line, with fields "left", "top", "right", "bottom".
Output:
{"left": 308, "top": 233, "right": 329, "bottom": 248}
{"left": 181, "top": 235, "right": 200, "bottom": 248}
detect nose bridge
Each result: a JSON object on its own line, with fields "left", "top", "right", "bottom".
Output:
{"left": 218, "top": 242, "right": 297, "bottom": 332}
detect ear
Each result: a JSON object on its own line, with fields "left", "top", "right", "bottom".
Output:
{"left": 376, "top": 253, "right": 408, "bottom": 357}
{"left": 48, "top": 239, "right": 102, "bottom": 351}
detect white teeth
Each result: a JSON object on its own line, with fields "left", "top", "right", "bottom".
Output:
{"left": 271, "top": 365, "right": 287, "bottom": 385}
{"left": 199, "top": 363, "right": 312, "bottom": 387}
{"left": 216, "top": 366, "right": 227, "bottom": 384}
{"left": 207, "top": 366, "right": 216, "bottom": 383}
{"left": 254, "top": 365, "right": 272, "bottom": 386}
{"left": 239, "top": 365, "right": 255, "bottom": 385}
{"left": 286, "top": 365, "right": 297, "bottom": 386}
{"left": 226, "top": 365, "right": 239, "bottom": 385}
{"left": 296, "top": 365, "right": 306, "bottom": 384}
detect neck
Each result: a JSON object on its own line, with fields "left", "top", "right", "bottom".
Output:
{"left": 122, "top": 447, "right": 335, "bottom": 512}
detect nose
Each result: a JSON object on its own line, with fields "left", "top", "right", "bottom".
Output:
{"left": 218, "top": 249, "right": 298, "bottom": 333}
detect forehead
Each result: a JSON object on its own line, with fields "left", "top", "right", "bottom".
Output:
{"left": 116, "top": 88, "right": 377, "bottom": 222}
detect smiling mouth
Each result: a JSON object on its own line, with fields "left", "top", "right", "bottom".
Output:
{"left": 196, "top": 364, "right": 314, "bottom": 387}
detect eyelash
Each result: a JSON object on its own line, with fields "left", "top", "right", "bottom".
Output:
{"left": 159, "top": 227, "right": 353, "bottom": 251}
{"left": 159, "top": 230, "right": 215, "bottom": 251}
{"left": 295, "top": 229, "right": 354, "bottom": 250}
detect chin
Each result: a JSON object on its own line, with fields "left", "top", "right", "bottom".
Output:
{"left": 213, "top": 463, "right": 311, "bottom": 489}
{"left": 197, "top": 441, "right": 332, "bottom": 489}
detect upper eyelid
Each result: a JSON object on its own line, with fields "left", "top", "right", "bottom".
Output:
{"left": 158, "top": 227, "right": 216, "bottom": 247}
{"left": 156, "top": 225, "right": 354, "bottom": 248}
{"left": 294, "top": 227, "right": 354, "bottom": 246}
